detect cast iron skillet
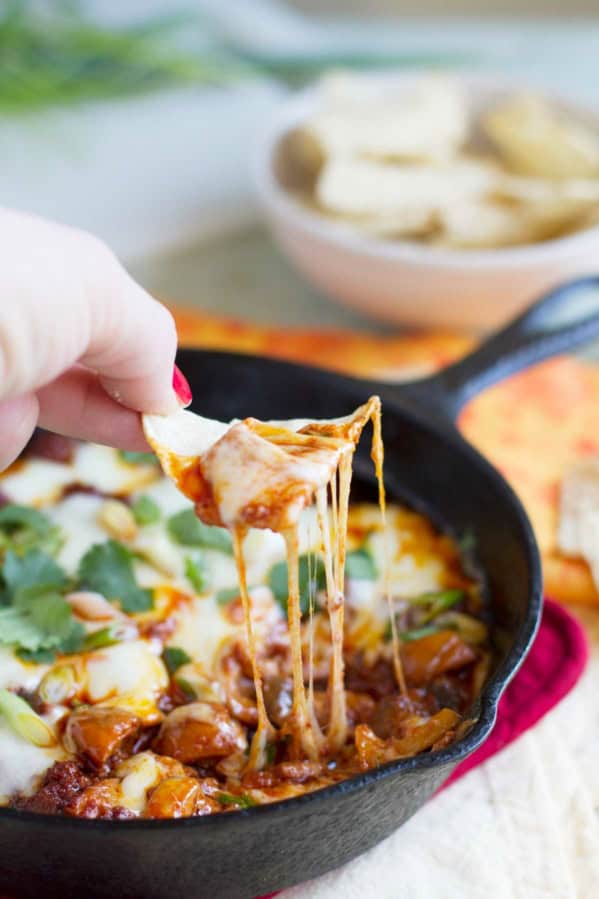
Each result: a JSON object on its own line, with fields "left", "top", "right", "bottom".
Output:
{"left": 2, "top": 278, "right": 599, "bottom": 899}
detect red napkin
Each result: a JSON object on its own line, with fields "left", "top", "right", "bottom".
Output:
{"left": 260, "top": 598, "right": 589, "bottom": 899}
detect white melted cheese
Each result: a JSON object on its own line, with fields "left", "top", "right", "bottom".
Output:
{"left": 1, "top": 444, "right": 160, "bottom": 510}
{"left": 73, "top": 444, "right": 159, "bottom": 494}
{"left": 1, "top": 459, "right": 74, "bottom": 506}
{"left": 84, "top": 641, "right": 168, "bottom": 706}
{"left": 133, "top": 477, "right": 192, "bottom": 518}
{"left": 0, "top": 721, "right": 65, "bottom": 802}
{"left": 48, "top": 493, "right": 108, "bottom": 573}
{"left": 116, "top": 752, "right": 164, "bottom": 814}
{"left": 367, "top": 519, "right": 445, "bottom": 602}
{"left": 0, "top": 648, "right": 47, "bottom": 692}
{"left": 168, "top": 587, "right": 282, "bottom": 675}
{"left": 168, "top": 595, "right": 242, "bottom": 673}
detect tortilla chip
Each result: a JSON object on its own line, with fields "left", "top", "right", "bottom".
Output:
{"left": 308, "top": 73, "right": 468, "bottom": 162}
{"left": 483, "top": 93, "right": 599, "bottom": 179}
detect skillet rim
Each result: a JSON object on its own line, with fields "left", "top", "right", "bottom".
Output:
{"left": 0, "top": 351, "right": 543, "bottom": 830}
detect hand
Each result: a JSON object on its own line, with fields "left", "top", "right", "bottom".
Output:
{"left": 0, "top": 208, "right": 192, "bottom": 470}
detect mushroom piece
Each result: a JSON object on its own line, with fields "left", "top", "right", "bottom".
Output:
{"left": 153, "top": 702, "right": 247, "bottom": 764}
{"left": 64, "top": 706, "right": 141, "bottom": 769}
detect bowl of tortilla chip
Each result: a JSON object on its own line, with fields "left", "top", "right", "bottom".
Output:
{"left": 254, "top": 72, "right": 599, "bottom": 331}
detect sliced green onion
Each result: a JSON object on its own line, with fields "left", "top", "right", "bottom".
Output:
{"left": 37, "top": 664, "right": 77, "bottom": 705}
{"left": 82, "top": 621, "right": 138, "bottom": 651}
{"left": 399, "top": 625, "right": 440, "bottom": 642}
{"left": 419, "top": 589, "right": 465, "bottom": 623}
{"left": 0, "top": 688, "right": 56, "bottom": 747}
{"left": 216, "top": 791, "right": 256, "bottom": 809}
{"left": 435, "top": 611, "right": 488, "bottom": 645}
{"left": 410, "top": 589, "right": 464, "bottom": 609}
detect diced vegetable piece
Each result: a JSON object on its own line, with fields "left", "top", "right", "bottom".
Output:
{"left": 0, "top": 688, "right": 56, "bottom": 747}
{"left": 392, "top": 708, "right": 461, "bottom": 756}
{"left": 184, "top": 553, "right": 209, "bottom": 593}
{"left": 64, "top": 706, "right": 141, "bottom": 768}
{"left": 401, "top": 631, "right": 477, "bottom": 685}
{"left": 216, "top": 791, "right": 256, "bottom": 809}
{"left": 146, "top": 776, "right": 201, "bottom": 818}
{"left": 167, "top": 509, "right": 232, "bottom": 554}
{"left": 131, "top": 495, "right": 161, "bottom": 526}
{"left": 154, "top": 702, "right": 246, "bottom": 763}
{"left": 37, "top": 664, "right": 78, "bottom": 705}
{"left": 355, "top": 708, "right": 460, "bottom": 769}
{"left": 162, "top": 646, "right": 192, "bottom": 675}
{"left": 83, "top": 621, "right": 138, "bottom": 651}
{"left": 410, "top": 588, "right": 465, "bottom": 622}
{"left": 400, "top": 625, "right": 439, "bottom": 642}
{"left": 435, "top": 611, "right": 488, "bottom": 645}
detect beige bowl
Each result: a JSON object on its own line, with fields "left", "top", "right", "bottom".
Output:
{"left": 253, "top": 73, "right": 599, "bottom": 331}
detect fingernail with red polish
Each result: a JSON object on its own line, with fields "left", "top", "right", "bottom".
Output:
{"left": 172, "top": 365, "right": 192, "bottom": 407}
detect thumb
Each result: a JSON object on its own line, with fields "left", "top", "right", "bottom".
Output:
{"left": 0, "top": 394, "right": 40, "bottom": 470}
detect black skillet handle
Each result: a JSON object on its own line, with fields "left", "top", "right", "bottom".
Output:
{"left": 397, "top": 276, "right": 599, "bottom": 423}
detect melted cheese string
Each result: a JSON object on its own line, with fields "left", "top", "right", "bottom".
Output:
{"left": 149, "top": 395, "right": 402, "bottom": 763}
{"left": 232, "top": 529, "right": 275, "bottom": 769}
{"left": 284, "top": 528, "right": 323, "bottom": 760}
{"left": 306, "top": 524, "right": 317, "bottom": 731}
{"left": 370, "top": 402, "right": 407, "bottom": 696}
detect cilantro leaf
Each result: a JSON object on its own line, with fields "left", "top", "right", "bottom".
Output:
{"left": 78, "top": 540, "right": 153, "bottom": 613}
{"left": 345, "top": 548, "right": 378, "bottom": 581}
{"left": 0, "top": 547, "right": 83, "bottom": 656}
{"left": 162, "top": 646, "right": 192, "bottom": 675}
{"left": 118, "top": 450, "right": 158, "bottom": 466}
{"left": 3, "top": 549, "right": 68, "bottom": 597}
{"left": 167, "top": 509, "right": 232, "bottom": 555}
{"left": 0, "top": 607, "right": 57, "bottom": 651}
{"left": 131, "top": 495, "right": 161, "bottom": 526}
{"left": 0, "top": 591, "right": 84, "bottom": 656}
{"left": 184, "top": 552, "right": 209, "bottom": 593}
{"left": 22, "top": 590, "right": 85, "bottom": 653}
{"left": 17, "top": 647, "right": 57, "bottom": 664}
{"left": 0, "top": 505, "right": 52, "bottom": 537}
{"left": 0, "top": 504, "right": 62, "bottom": 557}
{"left": 269, "top": 554, "right": 326, "bottom": 616}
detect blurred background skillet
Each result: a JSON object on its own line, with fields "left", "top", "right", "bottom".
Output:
{"left": 2, "top": 278, "right": 599, "bottom": 899}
